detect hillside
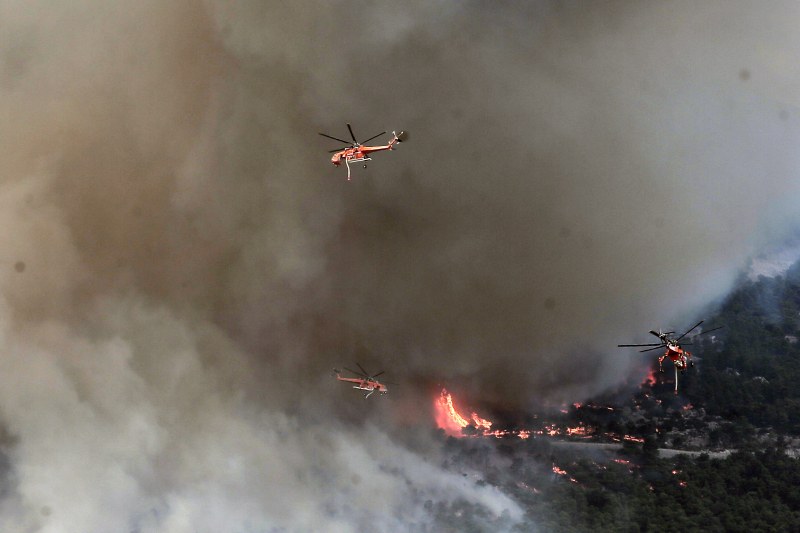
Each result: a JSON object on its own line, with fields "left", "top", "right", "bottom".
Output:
{"left": 435, "top": 259, "right": 800, "bottom": 531}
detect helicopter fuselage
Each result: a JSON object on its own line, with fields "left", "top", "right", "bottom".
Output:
{"left": 334, "top": 374, "right": 388, "bottom": 396}
{"left": 330, "top": 144, "right": 394, "bottom": 166}
{"left": 662, "top": 342, "right": 690, "bottom": 368}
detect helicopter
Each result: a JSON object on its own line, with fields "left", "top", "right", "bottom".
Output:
{"left": 618, "top": 320, "right": 723, "bottom": 393}
{"left": 319, "top": 123, "right": 407, "bottom": 180}
{"left": 333, "top": 363, "right": 391, "bottom": 399}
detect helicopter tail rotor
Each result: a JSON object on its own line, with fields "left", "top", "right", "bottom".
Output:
{"left": 388, "top": 131, "right": 407, "bottom": 150}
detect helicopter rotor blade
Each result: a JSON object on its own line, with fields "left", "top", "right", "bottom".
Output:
{"left": 344, "top": 367, "right": 365, "bottom": 377}
{"left": 356, "top": 362, "right": 369, "bottom": 376}
{"left": 371, "top": 371, "right": 385, "bottom": 378}
{"left": 676, "top": 320, "right": 704, "bottom": 341}
{"left": 697, "top": 325, "right": 724, "bottom": 336}
{"left": 319, "top": 132, "right": 352, "bottom": 144}
{"left": 360, "top": 131, "right": 386, "bottom": 145}
{"left": 649, "top": 330, "right": 662, "bottom": 338}
{"left": 640, "top": 346, "right": 666, "bottom": 353}
{"left": 618, "top": 343, "right": 662, "bottom": 347}
{"left": 347, "top": 123, "right": 358, "bottom": 144}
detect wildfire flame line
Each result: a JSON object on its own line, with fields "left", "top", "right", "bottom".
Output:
{"left": 433, "top": 388, "right": 656, "bottom": 445}
{"left": 435, "top": 388, "right": 493, "bottom": 437}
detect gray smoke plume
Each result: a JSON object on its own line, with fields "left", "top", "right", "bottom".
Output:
{"left": 0, "top": 0, "right": 799, "bottom": 530}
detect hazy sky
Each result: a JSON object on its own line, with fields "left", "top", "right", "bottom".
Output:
{"left": 1, "top": 1, "right": 800, "bottom": 531}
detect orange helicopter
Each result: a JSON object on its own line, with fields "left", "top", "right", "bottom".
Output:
{"left": 333, "top": 364, "right": 391, "bottom": 399}
{"left": 619, "top": 320, "right": 723, "bottom": 393}
{"left": 320, "top": 123, "right": 407, "bottom": 180}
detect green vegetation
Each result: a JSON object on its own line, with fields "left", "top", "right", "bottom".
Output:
{"left": 521, "top": 447, "right": 800, "bottom": 533}
{"left": 439, "top": 433, "right": 800, "bottom": 532}
{"left": 526, "top": 259, "right": 800, "bottom": 531}
{"left": 685, "top": 261, "right": 800, "bottom": 435}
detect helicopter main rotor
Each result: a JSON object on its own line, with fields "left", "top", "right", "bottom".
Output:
{"left": 619, "top": 320, "right": 722, "bottom": 352}
{"left": 319, "top": 123, "right": 387, "bottom": 152}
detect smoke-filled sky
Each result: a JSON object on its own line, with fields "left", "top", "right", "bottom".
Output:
{"left": 1, "top": 1, "right": 800, "bottom": 531}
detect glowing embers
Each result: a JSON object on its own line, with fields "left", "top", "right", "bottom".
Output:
{"left": 672, "top": 469, "right": 688, "bottom": 487}
{"left": 552, "top": 464, "right": 579, "bottom": 484}
{"left": 434, "top": 388, "right": 493, "bottom": 437}
{"left": 623, "top": 435, "right": 645, "bottom": 444}
{"left": 517, "top": 481, "right": 540, "bottom": 494}
{"left": 566, "top": 425, "right": 591, "bottom": 437}
{"left": 542, "top": 424, "right": 560, "bottom": 437}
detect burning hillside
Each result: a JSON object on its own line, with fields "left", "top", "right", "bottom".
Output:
{"left": 431, "top": 364, "right": 701, "bottom": 447}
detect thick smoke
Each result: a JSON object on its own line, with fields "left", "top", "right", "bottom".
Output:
{"left": 0, "top": 0, "right": 799, "bottom": 530}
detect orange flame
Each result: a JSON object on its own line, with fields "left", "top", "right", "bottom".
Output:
{"left": 434, "top": 388, "right": 493, "bottom": 437}
{"left": 432, "top": 388, "right": 610, "bottom": 442}
{"left": 552, "top": 464, "right": 579, "bottom": 483}
{"left": 434, "top": 389, "right": 469, "bottom": 437}
{"left": 472, "top": 413, "right": 492, "bottom": 431}
{"left": 643, "top": 368, "right": 657, "bottom": 387}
